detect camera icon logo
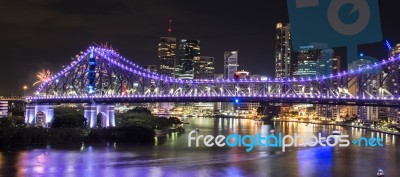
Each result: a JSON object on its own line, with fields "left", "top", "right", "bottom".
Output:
{"left": 288, "top": 0, "right": 382, "bottom": 54}
{"left": 328, "top": 0, "right": 371, "bottom": 36}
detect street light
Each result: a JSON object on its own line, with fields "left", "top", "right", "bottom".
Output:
{"left": 23, "top": 85, "right": 28, "bottom": 97}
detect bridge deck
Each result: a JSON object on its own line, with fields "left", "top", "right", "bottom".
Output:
{"left": 26, "top": 96, "right": 400, "bottom": 107}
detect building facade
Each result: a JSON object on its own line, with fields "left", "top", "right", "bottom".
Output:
{"left": 178, "top": 39, "right": 200, "bottom": 80}
{"left": 158, "top": 37, "right": 176, "bottom": 77}
{"left": 194, "top": 56, "right": 215, "bottom": 79}
{"left": 275, "top": 22, "right": 292, "bottom": 78}
{"left": 224, "top": 51, "right": 239, "bottom": 79}
{"left": 348, "top": 55, "right": 384, "bottom": 122}
{"left": 332, "top": 56, "right": 341, "bottom": 75}
{"left": 294, "top": 45, "right": 320, "bottom": 77}
{"left": 387, "top": 44, "right": 400, "bottom": 122}
{"left": 318, "top": 49, "right": 334, "bottom": 76}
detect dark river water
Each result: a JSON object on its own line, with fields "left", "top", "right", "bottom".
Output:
{"left": 1, "top": 118, "right": 399, "bottom": 177}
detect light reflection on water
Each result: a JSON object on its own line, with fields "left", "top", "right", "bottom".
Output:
{"left": 0, "top": 118, "right": 399, "bottom": 177}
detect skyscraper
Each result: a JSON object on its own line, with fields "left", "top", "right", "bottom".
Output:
{"left": 389, "top": 43, "right": 400, "bottom": 58}
{"left": 332, "top": 56, "right": 341, "bottom": 74}
{"left": 157, "top": 20, "right": 176, "bottom": 113}
{"left": 178, "top": 39, "right": 200, "bottom": 80}
{"left": 224, "top": 51, "right": 239, "bottom": 79}
{"left": 193, "top": 56, "right": 215, "bottom": 114}
{"left": 318, "top": 49, "right": 334, "bottom": 76}
{"left": 316, "top": 54, "right": 342, "bottom": 121}
{"left": 388, "top": 44, "right": 400, "bottom": 95}
{"left": 221, "top": 51, "right": 239, "bottom": 113}
{"left": 275, "top": 22, "right": 292, "bottom": 78}
{"left": 158, "top": 37, "right": 176, "bottom": 77}
{"left": 194, "top": 56, "right": 215, "bottom": 79}
{"left": 387, "top": 44, "right": 400, "bottom": 122}
{"left": 294, "top": 45, "right": 320, "bottom": 77}
{"left": 348, "top": 54, "right": 383, "bottom": 122}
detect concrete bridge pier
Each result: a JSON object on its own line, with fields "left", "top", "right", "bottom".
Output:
{"left": 84, "top": 104, "right": 115, "bottom": 128}
{"left": 25, "top": 104, "right": 55, "bottom": 127}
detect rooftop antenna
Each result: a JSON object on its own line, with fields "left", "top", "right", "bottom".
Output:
{"left": 168, "top": 19, "right": 172, "bottom": 36}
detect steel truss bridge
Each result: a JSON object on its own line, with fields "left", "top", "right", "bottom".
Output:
{"left": 24, "top": 46, "right": 400, "bottom": 127}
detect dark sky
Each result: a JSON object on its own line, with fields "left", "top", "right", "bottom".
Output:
{"left": 0, "top": 0, "right": 398, "bottom": 96}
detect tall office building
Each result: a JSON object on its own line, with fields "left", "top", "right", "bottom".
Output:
{"left": 296, "top": 47, "right": 321, "bottom": 117}
{"left": 221, "top": 51, "right": 239, "bottom": 113}
{"left": 275, "top": 22, "right": 292, "bottom": 78}
{"left": 387, "top": 44, "right": 400, "bottom": 95}
{"left": 294, "top": 45, "right": 320, "bottom": 77}
{"left": 193, "top": 56, "right": 215, "bottom": 115}
{"left": 194, "top": 56, "right": 215, "bottom": 79}
{"left": 348, "top": 55, "right": 383, "bottom": 121}
{"left": 224, "top": 51, "right": 239, "bottom": 79}
{"left": 318, "top": 49, "right": 334, "bottom": 76}
{"left": 274, "top": 23, "right": 294, "bottom": 118}
{"left": 332, "top": 56, "right": 341, "bottom": 74}
{"left": 158, "top": 37, "right": 176, "bottom": 77}
{"left": 295, "top": 46, "right": 339, "bottom": 120}
{"left": 387, "top": 44, "right": 400, "bottom": 122}
{"left": 317, "top": 50, "right": 341, "bottom": 76}
{"left": 178, "top": 39, "right": 200, "bottom": 80}
{"left": 317, "top": 54, "right": 342, "bottom": 120}
{"left": 389, "top": 43, "right": 400, "bottom": 57}
{"left": 157, "top": 20, "right": 176, "bottom": 113}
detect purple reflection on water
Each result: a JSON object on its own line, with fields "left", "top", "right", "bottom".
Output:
{"left": 0, "top": 120, "right": 399, "bottom": 177}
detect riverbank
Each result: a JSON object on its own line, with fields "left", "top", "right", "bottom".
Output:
{"left": 273, "top": 119, "right": 400, "bottom": 136}
{"left": 155, "top": 126, "right": 185, "bottom": 136}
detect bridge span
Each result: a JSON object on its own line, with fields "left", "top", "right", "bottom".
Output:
{"left": 24, "top": 46, "right": 400, "bottom": 128}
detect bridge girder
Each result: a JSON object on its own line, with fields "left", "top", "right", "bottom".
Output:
{"left": 27, "top": 47, "right": 400, "bottom": 107}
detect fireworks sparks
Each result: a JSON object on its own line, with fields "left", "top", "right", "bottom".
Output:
{"left": 33, "top": 69, "right": 52, "bottom": 86}
{"left": 92, "top": 42, "right": 117, "bottom": 51}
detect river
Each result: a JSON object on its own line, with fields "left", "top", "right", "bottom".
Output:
{"left": 1, "top": 118, "right": 399, "bottom": 177}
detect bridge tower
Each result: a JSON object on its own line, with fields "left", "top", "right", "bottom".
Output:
{"left": 84, "top": 48, "right": 116, "bottom": 128}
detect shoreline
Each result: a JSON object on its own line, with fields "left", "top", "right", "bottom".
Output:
{"left": 173, "top": 116, "right": 400, "bottom": 136}
{"left": 273, "top": 120, "right": 400, "bottom": 136}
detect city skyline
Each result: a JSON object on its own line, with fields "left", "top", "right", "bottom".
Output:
{"left": 1, "top": 1, "right": 400, "bottom": 177}
{"left": 0, "top": 0, "right": 399, "bottom": 95}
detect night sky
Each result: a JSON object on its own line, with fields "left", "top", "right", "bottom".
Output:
{"left": 0, "top": 0, "right": 398, "bottom": 96}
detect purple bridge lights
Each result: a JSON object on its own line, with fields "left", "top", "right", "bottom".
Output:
{"left": 24, "top": 46, "right": 400, "bottom": 128}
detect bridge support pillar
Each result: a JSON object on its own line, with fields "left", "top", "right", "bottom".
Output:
{"left": 84, "top": 105, "right": 97, "bottom": 128}
{"left": 25, "top": 104, "right": 35, "bottom": 125}
{"left": 25, "top": 104, "right": 54, "bottom": 127}
{"left": 84, "top": 104, "right": 115, "bottom": 128}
